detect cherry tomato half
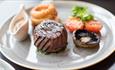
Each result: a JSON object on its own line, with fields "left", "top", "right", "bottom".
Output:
{"left": 85, "top": 20, "right": 103, "bottom": 33}
{"left": 65, "top": 17, "right": 84, "bottom": 32}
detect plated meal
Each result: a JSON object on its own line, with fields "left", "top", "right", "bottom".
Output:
{"left": 9, "top": 3, "right": 103, "bottom": 54}
{"left": 0, "top": 1, "right": 115, "bottom": 70}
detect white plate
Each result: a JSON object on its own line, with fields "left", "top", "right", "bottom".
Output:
{"left": 0, "top": 58, "right": 15, "bottom": 70}
{"left": 0, "top": 1, "right": 115, "bottom": 70}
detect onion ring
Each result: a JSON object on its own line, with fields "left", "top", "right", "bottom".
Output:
{"left": 30, "top": 4, "right": 58, "bottom": 26}
{"left": 30, "top": 4, "right": 57, "bottom": 19}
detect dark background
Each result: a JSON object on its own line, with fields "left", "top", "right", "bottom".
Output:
{"left": 82, "top": 0, "right": 115, "bottom": 15}
{"left": 0, "top": 0, "right": 115, "bottom": 70}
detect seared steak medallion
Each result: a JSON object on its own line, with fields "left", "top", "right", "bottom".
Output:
{"left": 33, "top": 20, "right": 67, "bottom": 54}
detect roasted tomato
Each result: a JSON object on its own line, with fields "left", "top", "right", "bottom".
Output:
{"left": 85, "top": 20, "right": 103, "bottom": 33}
{"left": 65, "top": 17, "right": 84, "bottom": 32}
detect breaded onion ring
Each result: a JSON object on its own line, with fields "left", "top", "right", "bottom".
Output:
{"left": 30, "top": 4, "right": 58, "bottom": 26}
{"left": 30, "top": 4, "right": 57, "bottom": 19}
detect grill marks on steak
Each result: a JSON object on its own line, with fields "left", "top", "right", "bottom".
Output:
{"left": 34, "top": 34, "right": 50, "bottom": 52}
{"left": 35, "top": 37, "right": 44, "bottom": 48}
{"left": 33, "top": 20, "right": 67, "bottom": 54}
{"left": 38, "top": 37, "right": 49, "bottom": 50}
{"left": 42, "top": 40, "right": 51, "bottom": 52}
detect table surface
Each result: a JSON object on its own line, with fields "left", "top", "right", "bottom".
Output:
{"left": 0, "top": 0, "right": 115, "bottom": 70}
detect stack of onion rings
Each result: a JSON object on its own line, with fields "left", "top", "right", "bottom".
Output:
{"left": 30, "top": 4, "right": 58, "bottom": 26}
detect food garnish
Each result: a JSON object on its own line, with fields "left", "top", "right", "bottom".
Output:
{"left": 65, "top": 17, "right": 84, "bottom": 32}
{"left": 85, "top": 20, "right": 103, "bottom": 33}
{"left": 72, "top": 6, "right": 94, "bottom": 21}
{"left": 65, "top": 6, "right": 103, "bottom": 33}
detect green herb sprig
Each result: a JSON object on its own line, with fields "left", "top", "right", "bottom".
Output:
{"left": 72, "top": 6, "right": 94, "bottom": 21}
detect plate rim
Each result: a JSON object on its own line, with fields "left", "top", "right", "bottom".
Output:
{"left": 0, "top": 58, "right": 15, "bottom": 70}
{"left": 0, "top": 1, "right": 115, "bottom": 69}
